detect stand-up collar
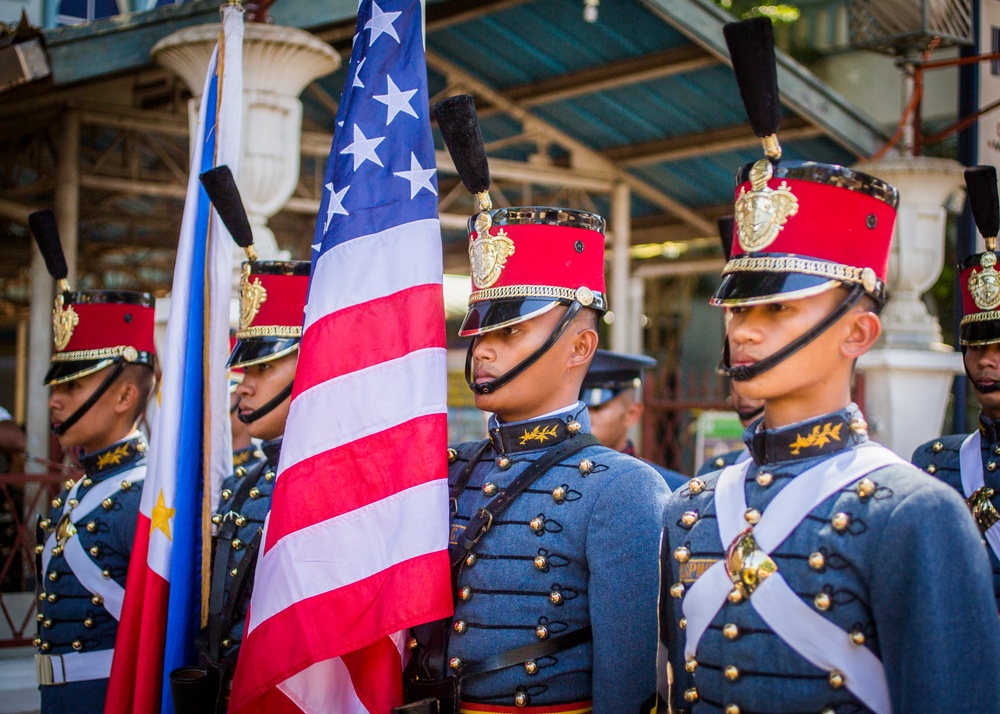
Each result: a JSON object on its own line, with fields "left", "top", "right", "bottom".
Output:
{"left": 79, "top": 432, "right": 148, "bottom": 478}
{"left": 744, "top": 403, "right": 868, "bottom": 465}
{"left": 262, "top": 437, "right": 283, "bottom": 468}
{"left": 980, "top": 413, "right": 1000, "bottom": 445}
{"left": 487, "top": 402, "right": 591, "bottom": 455}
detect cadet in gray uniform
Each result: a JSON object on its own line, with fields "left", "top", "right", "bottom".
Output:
{"left": 401, "top": 95, "right": 668, "bottom": 714}
{"left": 658, "top": 18, "right": 1000, "bottom": 714}
{"left": 580, "top": 349, "right": 688, "bottom": 490}
{"left": 913, "top": 165, "right": 1000, "bottom": 609}
{"left": 28, "top": 210, "right": 157, "bottom": 713}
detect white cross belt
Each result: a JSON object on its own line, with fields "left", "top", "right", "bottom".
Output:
{"left": 681, "top": 445, "right": 903, "bottom": 714}
{"left": 959, "top": 431, "right": 1000, "bottom": 561}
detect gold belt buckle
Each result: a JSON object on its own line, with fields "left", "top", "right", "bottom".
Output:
{"left": 726, "top": 527, "right": 778, "bottom": 600}
{"left": 35, "top": 653, "right": 64, "bottom": 686}
{"left": 969, "top": 487, "right": 1000, "bottom": 535}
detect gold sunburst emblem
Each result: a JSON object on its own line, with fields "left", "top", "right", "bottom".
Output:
{"left": 734, "top": 159, "right": 799, "bottom": 252}
{"left": 239, "top": 263, "right": 268, "bottom": 330}
{"left": 52, "top": 294, "right": 79, "bottom": 352}
{"left": 470, "top": 228, "right": 515, "bottom": 289}
{"left": 969, "top": 252, "right": 1000, "bottom": 311}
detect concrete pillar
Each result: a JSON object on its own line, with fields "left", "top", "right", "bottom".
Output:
{"left": 25, "top": 246, "right": 51, "bottom": 475}
{"left": 628, "top": 275, "right": 644, "bottom": 355}
{"left": 56, "top": 110, "right": 79, "bottom": 285}
{"left": 610, "top": 182, "right": 631, "bottom": 353}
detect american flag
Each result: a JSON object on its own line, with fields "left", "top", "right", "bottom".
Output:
{"left": 229, "top": 1, "right": 453, "bottom": 712}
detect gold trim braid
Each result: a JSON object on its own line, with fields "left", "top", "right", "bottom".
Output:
{"left": 235, "top": 325, "right": 303, "bottom": 339}
{"left": 722, "top": 255, "right": 881, "bottom": 293}
{"left": 961, "top": 309, "right": 1000, "bottom": 325}
{"left": 469, "top": 285, "right": 605, "bottom": 304}
{"left": 51, "top": 346, "right": 140, "bottom": 362}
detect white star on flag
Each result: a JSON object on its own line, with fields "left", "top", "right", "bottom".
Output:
{"left": 375, "top": 75, "right": 419, "bottom": 125}
{"left": 394, "top": 152, "right": 437, "bottom": 199}
{"left": 340, "top": 124, "right": 385, "bottom": 171}
{"left": 365, "top": 1, "right": 401, "bottom": 46}
{"left": 323, "top": 182, "right": 350, "bottom": 231}
{"left": 353, "top": 56, "right": 366, "bottom": 89}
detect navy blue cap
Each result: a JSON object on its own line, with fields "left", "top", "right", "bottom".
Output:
{"left": 580, "top": 349, "right": 658, "bottom": 407}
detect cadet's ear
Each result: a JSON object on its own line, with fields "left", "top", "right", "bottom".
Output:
{"left": 841, "top": 308, "right": 881, "bottom": 360}
{"left": 623, "top": 399, "right": 644, "bottom": 428}
{"left": 568, "top": 325, "right": 599, "bottom": 369}
{"left": 113, "top": 379, "right": 140, "bottom": 417}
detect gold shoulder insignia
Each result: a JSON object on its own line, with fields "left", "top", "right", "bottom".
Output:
{"left": 239, "top": 263, "right": 268, "bottom": 330}
{"left": 96, "top": 443, "right": 132, "bottom": 470}
{"left": 52, "top": 294, "right": 79, "bottom": 352}
{"left": 789, "top": 422, "right": 843, "bottom": 456}
{"left": 734, "top": 159, "right": 799, "bottom": 252}
{"left": 470, "top": 228, "right": 515, "bottom": 289}
{"left": 233, "top": 450, "right": 250, "bottom": 467}
{"left": 519, "top": 424, "right": 559, "bottom": 446}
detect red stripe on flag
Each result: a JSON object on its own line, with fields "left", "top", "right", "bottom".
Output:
{"left": 264, "top": 414, "right": 447, "bottom": 553}
{"left": 230, "top": 550, "right": 452, "bottom": 714}
{"left": 105, "top": 514, "right": 171, "bottom": 714}
{"left": 293, "top": 284, "right": 445, "bottom": 397}
{"left": 343, "top": 636, "right": 405, "bottom": 712}
{"left": 105, "top": 514, "right": 150, "bottom": 713}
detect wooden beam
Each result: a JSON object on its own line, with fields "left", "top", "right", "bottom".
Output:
{"left": 604, "top": 117, "right": 822, "bottom": 166}
{"left": 425, "top": 50, "right": 714, "bottom": 235}
{"left": 637, "top": 0, "right": 888, "bottom": 158}
{"left": 505, "top": 45, "right": 718, "bottom": 107}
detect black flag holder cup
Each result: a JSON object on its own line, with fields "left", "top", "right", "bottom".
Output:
{"left": 197, "top": 165, "right": 308, "bottom": 424}
{"left": 713, "top": 17, "right": 899, "bottom": 382}
{"left": 432, "top": 94, "right": 609, "bottom": 396}
{"left": 28, "top": 209, "right": 156, "bottom": 437}
{"left": 959, "top": 166, "right": 1000, "bottom": 393}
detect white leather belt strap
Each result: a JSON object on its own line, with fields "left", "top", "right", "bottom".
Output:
{"left": 40, "top": 465, "right": 147, "bottom": 618}
{"left": 35, "top": 648, "right": 115, "bottom": 685}
{"left": 682, "top": 445, "right": 904, "bottom": 714}
{"left": 958, "top": 432, "right": 1000, "bottom": 559}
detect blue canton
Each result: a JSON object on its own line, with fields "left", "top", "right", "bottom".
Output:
{"left": 912, "top": 413, "right": 1000, "bottom": 610}
{"left": 313, "top": 0, "right": 438, "bottom": 256}
{"left": 411, "top": 404, "right": 669, "bottom": 712}
{"left": 660, "top": 404, "right": 1000, "bottom": 713}
{"left": 35, "top": 433, "right": 148, "bottom": 713}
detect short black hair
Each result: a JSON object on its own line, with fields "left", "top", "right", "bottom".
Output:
{"left": 574, "top": 306, "right": 601, "bottom": 331}
{"left": 122, "top": 364, "right": 157, "bottom": 425}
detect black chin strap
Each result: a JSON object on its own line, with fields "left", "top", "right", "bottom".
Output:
{"left": 466, "top": 301, "right": 584, "bottom": 396}
{"left": 720, "top": 285, "right": 866, "bottom": 382}
{"left": 52, "top": 360, "right": 128, "bottom": 437}
{"left": 961, "top": 346, "right": 1000, "bottom": 394}
{"left": 237, "top": 380, "right": 294, "bottom": 424}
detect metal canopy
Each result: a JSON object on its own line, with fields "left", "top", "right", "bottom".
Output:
{"left": 0, "top": 0, "right": 889, "bottom": 301}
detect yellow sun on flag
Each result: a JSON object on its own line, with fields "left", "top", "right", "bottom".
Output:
{"left": 150, "top": 490, "right": 176, "bottom": 540}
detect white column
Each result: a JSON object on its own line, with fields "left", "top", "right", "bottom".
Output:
{"left": 56, "top": 110, "right": 79, "bottom": 285}
{"left": 25, "top": 246, "right": 51, "bottom": 475}
{"left": 610, "top": 182, "right": 631, "bottom": 353}
{"left": 628, "top": 275, "right": 645, "bottom": 355}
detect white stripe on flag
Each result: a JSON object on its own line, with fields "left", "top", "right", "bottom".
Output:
{"left": 277, "top": 631, "right": 407, "bottom": 714}
{"left": 248, "top": 478, "right": 449, "bottom": 632}
{"left": 277, "top": 347, "right": 447, "bottom": 472}
{"left": 303, "top": 218, "right": 443, "bottom": 331}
